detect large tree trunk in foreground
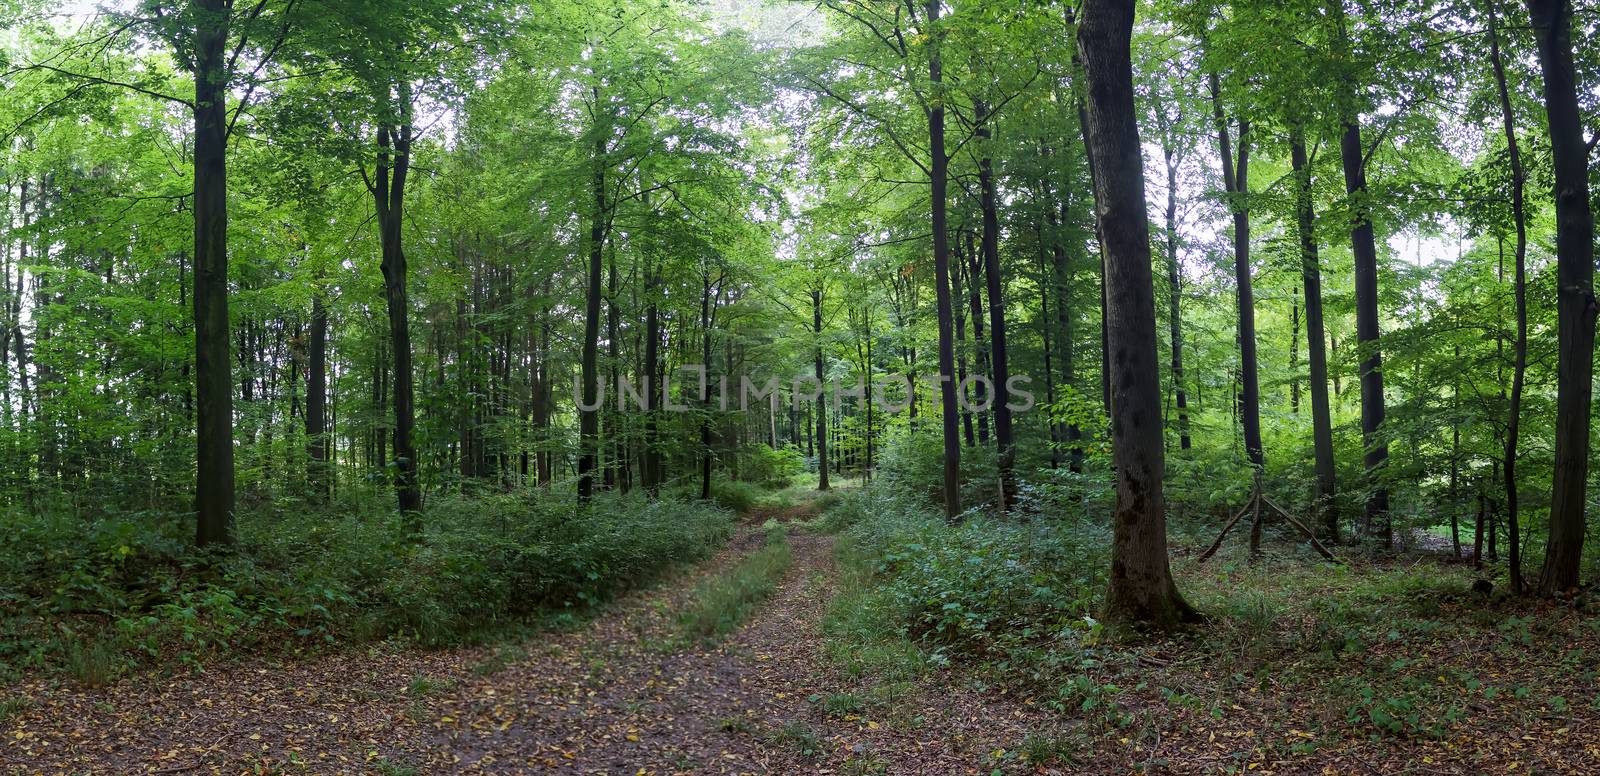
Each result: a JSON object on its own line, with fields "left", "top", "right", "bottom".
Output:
{"left": 1078, "top": 0, "right": 1198, "bottom": 630}
{"left": 1209, "top": 72, "right": 1262, "bottom": 470}
{"left": 1528, "top": 0, "right": 1596, "bottom": 595}
{"left": 1291, "top": 128, "right": 1338, "bottom": 542}
{"left": 375, "top": 115, "right": 421, "bottom": 524}
{"left": 1490, "top": 4, "right": 1528, "bottom": 594}
{"left": 193, "top": 0, "right": 236, "bottom": 547}
{"left": 927, "top": 0, "right": 960, "bottom": 519}
{"left": 1331, "top": 3, "right": 1389, "bottom": 544}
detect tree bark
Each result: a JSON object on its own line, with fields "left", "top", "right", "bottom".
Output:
{"left": 375, "top": 111, "right": 421, "bottom": 524}
{"left": 1209, "top": 72, "right": 1261, "bottom": 470}
{"left": 1078, "top": 0, "right": 1198, "bottom": 630}
{"left": 1331, "top": 2, "right": 1389, "bottom": 544}
{"left": 1489, "top": 4, "right": 1527, "bottom": 594}
{"left": 578, "top": 99, "right": 606, "bottom": 504}
{"left": 976, "top": 99, "right": 1015, "bottom": 509}
{"left": 193, "top": 0, "right": 236, "bottom": 547}
{"left": 927, "top": 0, "right": 960, "bottom": 519}
{"left": 306, "top": 285, "right": 329, "bottom": 500}
{"left": 1528, "top": 0, "right": 1596, "bottom": 595}
{"left": 1291, "top": 128, "right": 1339, "bottom": 542}
{"left": 814, "top": 287, "right": 831, "bottom": 491}
{"left": 1161, "top": 143, "right": 1189, "bottom": 450}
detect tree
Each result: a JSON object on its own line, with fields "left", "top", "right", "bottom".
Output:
{"left": 1328, "top": 0, "right": 1390, "bottom": 543}
{"left": 1208, "top": 70, "right": 1262, "bottom": 471}
{"left": 1078, "top": 0, "right": 1198, "bottom": 630}
{"left": 1527, "top": 0, "right": 1596, "bottom": 596}
{"left": 1487, "top": 0, "right": 1528, "bottom": 594}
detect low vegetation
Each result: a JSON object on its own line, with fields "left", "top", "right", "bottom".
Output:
{"left": 0, "top": 490, "right": 732, "bottom": 683}
{"left": 676, "top": 523, "right": 793, "bottom": 644}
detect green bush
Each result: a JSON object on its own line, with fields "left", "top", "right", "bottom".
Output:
{"left": 874, "top": 431, "right": 1002, "bottom": 512}
{"left": 737, "top": 444, "right": 806, "bottom": 487}
{"left": 0, "top": 490, "right": 734, "bottom": 674}
{"left": 839, "top": 488, "right": 1110, "bottom": 656}
{"left": 711, "top": 480, "right": 763, "bottom": 513}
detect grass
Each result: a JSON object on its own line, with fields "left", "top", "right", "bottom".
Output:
{"left": 0, "top": 697, "right": 29, "bottom": 725}
{"left": 766, "top": 719, "right": 823, "bottom": 757}
{"left": 675, "top": 525, "right": 792, "bottom": 643}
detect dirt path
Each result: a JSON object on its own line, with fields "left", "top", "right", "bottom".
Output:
{"left": 2, "top": 502, "right": 1051, "bottom": 775}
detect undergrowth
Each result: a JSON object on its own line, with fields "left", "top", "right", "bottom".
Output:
{"left": 0, "top": 490, "right": 732, "bottom": 682}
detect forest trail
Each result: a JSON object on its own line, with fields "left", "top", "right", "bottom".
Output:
{"left": 2, "top": 498, "right": 1050, "bottom": 775}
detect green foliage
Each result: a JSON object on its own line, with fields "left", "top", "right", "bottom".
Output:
{"left": 710, "top": 480, "right": 763, "bottom": 514}
{"left": 0, "top": 491, "right": 732, "bottom": 673}
{"left": 737, "top": 444, "right": 806, "bottom": 487}
{"left": 833, "top": 486, "right": 1109, "bottom": 658}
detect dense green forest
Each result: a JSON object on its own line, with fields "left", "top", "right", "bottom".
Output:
{"left": 1, "top": 0, "right": 1598, "bottom": 771}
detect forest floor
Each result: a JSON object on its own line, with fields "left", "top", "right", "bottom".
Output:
{"left": 4, "top": 498, "right": 1600, "bottom": 775}
{"left": 0, "top": 496, "right": 1057, "bottom": 775}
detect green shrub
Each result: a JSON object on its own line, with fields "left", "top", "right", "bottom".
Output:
{"left": 838, "top": 488, "right": 1110, "bottom": 657}
{"left": 710, "top": 481, "right": 763, "bottom": 514}
{"left": 737, "top": 444, "right": 806, "bottom": 487}
{"left": 0, "top": 490, "right": 734, "bottom": 673}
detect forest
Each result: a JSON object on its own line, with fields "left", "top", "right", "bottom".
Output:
{"left": 0, "top": 0, "right": 1597, "bottom": 772}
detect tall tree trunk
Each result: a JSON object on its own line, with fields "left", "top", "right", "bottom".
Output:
{"left": 1053, "top": 202, "right": 1083, "bottom": 473}
{"left": 963, "top": 231, "right": 991, "bottom": 444}
{"left": 578, "top": 102, "right": 606, "bottom": 504}
{"left": 1528, "top": 0, "right": 1596, "bottom": 595}
{"left": 1036, "top": 196, "right": 1060, "bottom": 470}
{"left": 927, "top": 0, "right": 960, "bottom": 519}
{"left": 1331, "top": 2, "right": 1390, "bottom": 544}
{"left": 953, "top": 247, "right": 974, "bottom": 446}
{"left": 193, "top": 0, "right": 236, "bottom": 547}
{"left": 1209, "top": 72, "right": 1262, "bottom": 469}
{"left": 1162, "top": 144, "right": 1189, "bottom": 450}
{"left": 306, "top": 286, "right": 329, "bottom": 500}
{"left": 606, "top": 245, "right": 621, "bottom": 492}
{"left": 976, "top": 99, "right": 1015, "bottom": 509}
{"left": 1289, "top": 287, "right": 1300, "bottom": 413}
{"left": 1291, "top": 127, "right": 1339, "bottom": 542}
{"left": 1489, "top": 4, "right": 1528, "bottom": 594}
{"left": 642, "top": 268, "right": 661, "bottom": 495}
{"left": 1078, "top": 0, "right": 1197, "bottom": 629}
{"left": 814, "top": 287, "right": 830, "bottom": 491}
{"left": 375, "top": 112, "right": 421, "bottom": 524}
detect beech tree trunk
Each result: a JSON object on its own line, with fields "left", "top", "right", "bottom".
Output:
{"left": 1490, "top": 5, "right": 1527, "bottom": 594}
{"left": 1331, "top": 3, "right": 1389, "bottom": 544}
{"left": 1291, "top": 128, "right": 1338, "bottom": 542}
{"left": 927, "top": 0, "right": 960, "bottom": 519}
{"left": 976, "top": 99, "right": 1015, "bottom": 509}
{"left": 1161, "top": 142, "right": 1189, "bottom": 450}
{"left": 375, "top": 112, "right": 421, "bottom": 524}
{"left": 1078, "top": 0, "right": 1197, "bottom": 630}
{"left": 1528, "top": 0, "right": 1596, "bottom": 595}
{"left": 578, "top": 105, "right": 606, "bottom": 504}
{"left": 306, "top": 288, "right": 329, "bottom": 500}
{"left": 193, "top": 0, "right": 236, "bottom": 547}
{"left": 814, "top": 287, "right": 830, "bottom": 491}
{"left": 1209, "top": 72, "right": 1261, "bottom": 470}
